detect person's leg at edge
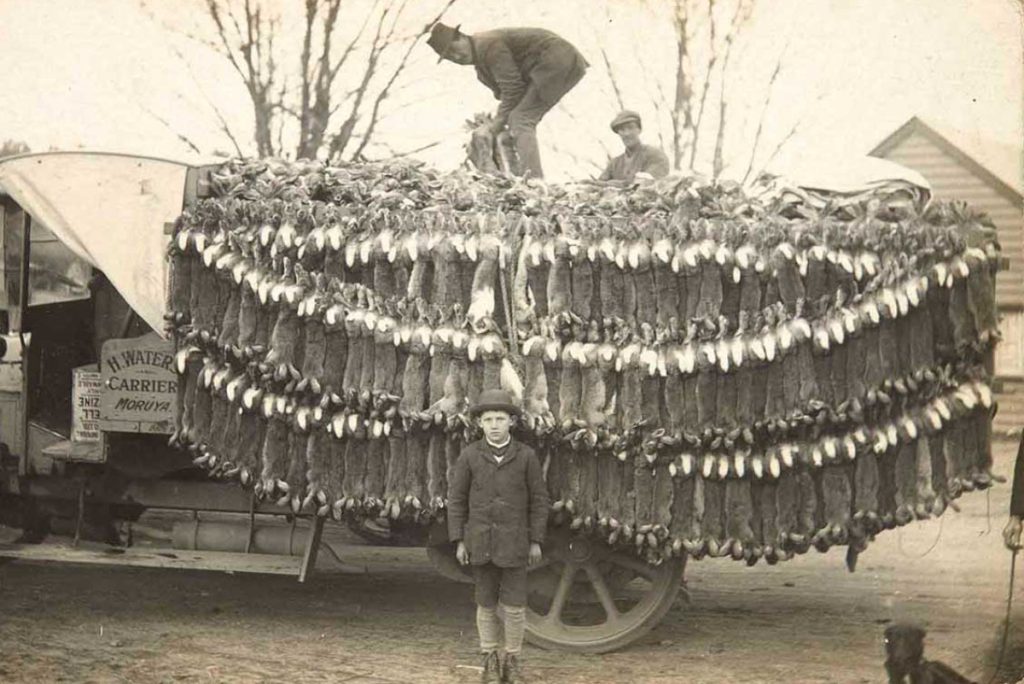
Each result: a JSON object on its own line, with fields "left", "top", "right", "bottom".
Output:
{"left": 508, "top": 85, "right": 553, "bottom": 179}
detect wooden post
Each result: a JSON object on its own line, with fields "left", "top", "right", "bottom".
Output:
{"left": 298, "top": 516, "right": 325, "bottom": 583}
{"left": 244, "top": 492, "right": 256, "bottom": 554}
{"left": 72, "top": 478, "right": 86, "bottom": 547}
{"left": 17, "top": 214, "right": 31, "bottom": 477}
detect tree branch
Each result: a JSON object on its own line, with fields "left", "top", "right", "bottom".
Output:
{"left": 745, "top": 91, "right": 826, "bottom": 183}
{"left": 671, "top": 0, "right": 696, "bottom": 171}
{"left": 165, "top": 42, "right": 246, "bottom": 156}
{"left": 548, "top": 139, "right": 605, "bottom": 176}
{"left": 709, "top": 0, "right": 752, "bottom": 177}
{"left": 711, "top": 96, "right": 727, "bottom": 178}
{"left": 597, "top": 44, "right": 626, "bottom": 112}
{"left": 297, "top": 0, "right": 317, "bottom": 154}
{"left": 139, "top": 103, "right": 203, "bottom": 155}
{"left": 648, "top": 73, "right": 674, "bottom": 166}
{"left": 327, "top": 0, "right": 395, "bottom": 159}
{"left": 753, "top": 120, "right": 798, "bottom": 180}
{"left": 140, "top": 2, "right": 221, "bottom": 53}
{"left": 371, "top": 139, "right": 442, "bottom": 161}
{"left": 203, "top": 0, "right": 247, "bottom": 81}
{"left": 329, "top": 0, "right": 384, "bottom": 82}
{"left": 376, "top": 88, "right": 455, "bottom": 121}
{"left": 741, "top": 40, "right": 790, "bottom": 183}
{"left": 557, "top": 104, "right": 615, "bottom": 160}
{"left": 351, "top": 0, "right": 459, "bottom": 159}
{"left": 688, "top": 0, "right": 717, "bottom": 168}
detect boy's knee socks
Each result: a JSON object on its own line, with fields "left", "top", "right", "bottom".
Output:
{"left": 478, "top": 602, "right": 526, "bottom": 654}
{"left": 500, "top": 603, "right": 526, "bottom": 655}
{"left": 476, "top": 605, "right": 502, "bottom": 652}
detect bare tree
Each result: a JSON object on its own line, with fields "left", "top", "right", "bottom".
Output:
{"left": 152, "top": 0, "right": 458, "bottom": 160}
{"left": 584, "top": 0, "right": 809, "bottom": 181}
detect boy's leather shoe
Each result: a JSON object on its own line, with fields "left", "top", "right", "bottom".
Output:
{"left": 481, "top": 650, "right": 501, "bottom": 684}
{"left": 502, "top": 653, "right": 523, "bottom": 684}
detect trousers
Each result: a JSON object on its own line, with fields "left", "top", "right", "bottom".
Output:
{"left": 507, "top": 84, "right": 555, "bottom": 179}
{"left": 473, "top": 562, "right": 527, "bottom": 608}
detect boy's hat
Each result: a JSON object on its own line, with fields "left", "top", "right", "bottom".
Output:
{"left": 427, "top": 22, "right": 462, "bottom": 62}
{"left": 470, "top": 389, "right": 521, "bottom": 417}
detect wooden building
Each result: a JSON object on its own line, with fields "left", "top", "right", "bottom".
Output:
{"left": 871, "top": 116, "right": 1024, "bottom": 433}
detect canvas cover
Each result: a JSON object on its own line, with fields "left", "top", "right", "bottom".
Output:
{"left": 0, "top": 152, "right": 198, "bottom": 335}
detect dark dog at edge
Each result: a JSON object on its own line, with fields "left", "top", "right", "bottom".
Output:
{"left": 884, "top": 624, "right": 977, "bottom": 683}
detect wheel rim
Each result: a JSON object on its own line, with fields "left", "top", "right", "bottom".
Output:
{"left": 525, "top": 528, "right": 684, "bottom": 652}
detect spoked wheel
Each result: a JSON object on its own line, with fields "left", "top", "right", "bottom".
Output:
{"left": 525, "top": 527, "right": 686, "bottom": 653}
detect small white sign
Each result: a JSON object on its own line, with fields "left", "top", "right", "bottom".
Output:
{"left": 72, "top": 365, "right": 102, "bottom": 443}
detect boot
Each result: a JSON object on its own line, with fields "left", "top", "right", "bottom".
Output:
{"left": 502, "top": 653, "right": 523, "bottom": 684}
{"left": 481, "top": 650, "right": 501, "bottom": 684}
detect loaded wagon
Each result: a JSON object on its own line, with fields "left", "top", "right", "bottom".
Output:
{"left": 0, "top": 151, "right": 1001, "bottom": 653}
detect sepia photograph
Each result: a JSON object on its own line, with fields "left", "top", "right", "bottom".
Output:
{"left": 0, "top": 0, "right": 1021, "bottom": 682}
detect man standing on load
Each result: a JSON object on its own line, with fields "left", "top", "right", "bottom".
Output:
{"left": 428, "top": 23, "right": 589, "bottom": 179}
{"left": 598, "top": 109, "right": 670, "bottom": 183}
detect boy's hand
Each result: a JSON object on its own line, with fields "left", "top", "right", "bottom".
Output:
{"left": 1004, "top": 516, "right": 1022, "bottom": 551}
{"left": 528, "top": 542, "right": 543, "bottom": 567}
{"left": 456, "top": 541, "right": 470, "bottom": 566}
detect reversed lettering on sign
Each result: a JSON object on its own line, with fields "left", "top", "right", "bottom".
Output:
{"left": 72, "top": 366, "right": 103, "bottom": 443}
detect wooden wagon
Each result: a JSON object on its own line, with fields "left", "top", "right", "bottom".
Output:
{"left": 0, "top": 152, "right": 1000, "bottom": 653}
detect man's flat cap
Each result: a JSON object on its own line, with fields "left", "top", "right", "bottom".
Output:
{"left": 610, "top": 110, "right": 642, "bottom": 132}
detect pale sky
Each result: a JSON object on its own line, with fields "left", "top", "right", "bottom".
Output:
{"left": 0, "top": 0, "right": 1020, "bottom": 186}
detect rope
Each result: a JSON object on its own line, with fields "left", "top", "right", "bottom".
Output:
{"left": 499, "top": 253, "right": 519, "bottom": 358}
{"left": 896, "top": 515, "right": 945, "bottom": 559}
{"left": 986, "top": 550, "right": 1017, "bottom": 684}
{"left": 985, "top": 489, "right": 993, "bottom": 536}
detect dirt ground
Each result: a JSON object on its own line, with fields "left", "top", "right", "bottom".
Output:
{"left": 2, "top": 442, "right": 1024, "bottom": 684}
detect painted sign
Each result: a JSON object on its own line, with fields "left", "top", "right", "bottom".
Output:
{"left": 99, "top": 332, "right": 177, "bottom": 434}
{"left": 72, "top": 365, "right": 102, "bottom": 443}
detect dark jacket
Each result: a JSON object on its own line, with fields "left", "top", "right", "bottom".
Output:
{"left": 599, "top": 144, "right": 671, "bottom": 182}
{"left": 447, "top": 438, "right": 550, "bottom": 567}
{"left": 1012, "top": 433, "right": 1024, "bottom": 517}
{"left": 470, "top": 28, "right": 588, "bottom": 124}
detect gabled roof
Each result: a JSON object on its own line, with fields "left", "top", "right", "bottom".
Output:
{"left": 870, "top": 116, "right": 1022, "bottom": 207}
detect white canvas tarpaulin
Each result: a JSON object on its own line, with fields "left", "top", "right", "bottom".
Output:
{"left": 756, "top": 156, "right": 932, "bottom": 211}
{"left": 783, "top": 155, "right": 931, "bottom": 196}
{"left": 0, "top": 152, "right": 194, "bottom": 335}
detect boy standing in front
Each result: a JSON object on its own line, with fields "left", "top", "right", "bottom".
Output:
{"left": 448, "top": 389, "right": 550, "bottom": 684}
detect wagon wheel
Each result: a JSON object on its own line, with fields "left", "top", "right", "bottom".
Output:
{"left": 525, "top": 527, "right": 685, "bottom": 654}
{"left": 426, "top": 541, "right": 474, "bottom": 584}
{"left": 427, "top": 540, "right": 636, "bottom": 597}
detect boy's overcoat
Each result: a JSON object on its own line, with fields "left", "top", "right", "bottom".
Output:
{"left": 447, "top": 439, "right": 550, "bottom": 567}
